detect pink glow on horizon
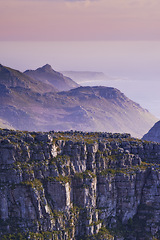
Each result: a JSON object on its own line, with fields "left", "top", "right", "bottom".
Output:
{"left": 0, "top": 0, "right": 160, "bottom": 41}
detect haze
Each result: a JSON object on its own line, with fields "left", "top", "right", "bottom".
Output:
{"left": 0, "top": 0, "right": 160, "bottom": 118}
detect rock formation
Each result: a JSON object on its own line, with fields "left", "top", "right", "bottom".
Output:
{"left": 142, "top": 121, "right": 160, "bottom": 143}
{"left": 0, "top": 129, "right": 160, "bottom": 240}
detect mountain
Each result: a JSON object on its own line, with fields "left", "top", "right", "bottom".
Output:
{"left": 0, "top": 64, "right": 57, "bottom": 130}
{"left": 58, "top": 86, "right": 157, "bottom": 137}
{"left": 0, "top": 64, "right": 157, "bottom": 137}
{"left": 142, "top": 120, "right": 160, "bottom": 142}
{"left": 61, "top": 70, "right": 109, "bottom": 83}
{"left": 0, "top": 64, "right": 57, "bottom": 93}
{"left": 24, "top": 64, "right": 79, "bottom": 91}
{"left": 1, "top": 129, "right": 160, "bottom": 239}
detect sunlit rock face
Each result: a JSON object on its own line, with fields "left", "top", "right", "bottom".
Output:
{"left": 1, "top": 129, "right": 160, "bottom": 239}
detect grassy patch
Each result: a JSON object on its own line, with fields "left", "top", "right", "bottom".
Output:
{"left": 21, "top": 179, "right": 43, "bottom": 191}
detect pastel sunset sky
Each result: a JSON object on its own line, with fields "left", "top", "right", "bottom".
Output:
{"left": 0, "top": 0, "right": 160, "bottom": 41}
{"left": 1, "top": 0, "right": 160, "bottom": 118}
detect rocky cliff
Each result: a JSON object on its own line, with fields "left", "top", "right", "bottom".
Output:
{"left": 143, "top": 121, "right": 160, "bottom": 143}
{"left": 1, "top": 129, "right": 160, "bottom": 240}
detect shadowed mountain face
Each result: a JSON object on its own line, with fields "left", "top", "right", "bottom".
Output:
{"left": 0, "top": 64, "right": 157, "bottom": 137}
{"left": 142, "top": 121, "right": 160, "bottom": 142}
{"left": 24, "top": 64, "right": 79, "bottom": 91}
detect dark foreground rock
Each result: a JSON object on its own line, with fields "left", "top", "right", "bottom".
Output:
{"left": 0, "top": 129, "right": 160, "bottom": 240}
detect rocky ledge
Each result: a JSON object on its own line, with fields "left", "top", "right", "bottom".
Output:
{"left": 0, "top": 129, "right": 160, "bottom": 240}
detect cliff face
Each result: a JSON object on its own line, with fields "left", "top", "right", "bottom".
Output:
{"left": 0, "top": 130, "right": 160, "bottom": 240}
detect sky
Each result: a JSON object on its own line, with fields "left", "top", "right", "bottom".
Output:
{"left": 0, "top": 0, "right": 160, "bottom": 41}
{"left": 0, "top": 0, "right": 160, "bottom": 118}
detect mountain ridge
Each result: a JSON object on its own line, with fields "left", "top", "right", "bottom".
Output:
{"left": 0, "top": 64, "right": 157, "bottom": 137}
{"left": 24, "top": 64, "right": 80, "bottom": 91}
{"left": 0, "top": 64, "right": 57, "bottom": 93}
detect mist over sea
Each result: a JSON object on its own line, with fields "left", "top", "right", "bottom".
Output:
{"left": 0, "top": 41, "right": 160, "bottom": 118}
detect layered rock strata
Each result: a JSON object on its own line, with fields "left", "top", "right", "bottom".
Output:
{"left": 0, "top": 130, "right": 160, "bottom": 240}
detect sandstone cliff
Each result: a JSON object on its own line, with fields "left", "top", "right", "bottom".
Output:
{"left": 0, "top": 130, "right": 160, "bottom": 240}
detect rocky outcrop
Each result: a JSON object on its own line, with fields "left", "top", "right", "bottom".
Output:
{"left": 142, "top": 121, "right": 160, "bottom": 143}
{"left": 0, "top": 130, "right": 160, "bottom": 239}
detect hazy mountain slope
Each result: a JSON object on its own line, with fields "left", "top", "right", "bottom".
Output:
{"left": 0, "top": 64, "right": 57, "bottom": 93}
{"left": 58, "top": 86, "right": 157, "bottom": 137}
{"left": 0, "top": 64, "right": 157, "bottom": 137}
{"left": 24, "top": 64, "right": 79, "bottom": 91}
{"left": 142, "top": 121, "right": 160, "bottom": 142}
{"left": 0, "top": 64, "right": 57, "bottom": 130}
